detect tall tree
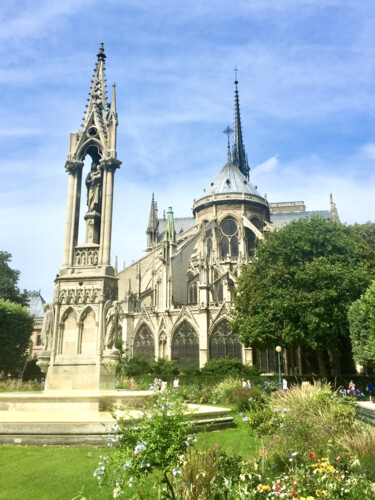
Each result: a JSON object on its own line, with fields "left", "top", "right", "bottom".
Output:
{"left": 232, "top": 216, "right": 370, "bottom": 376}
{"left": 0, "top": 299, "right": 34, "bottom": 376}
{"left": 0, "top": 251, "right": 28, "bottom": 306}
{"left": 346, "top": 222, "right": 375, "bottom": 277}
{"left": 348, "top": 281, "right": 375, "bottom": 367}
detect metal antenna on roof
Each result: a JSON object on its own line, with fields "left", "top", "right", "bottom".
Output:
{"left": 223, "top": 126, "right": 233, "bottom": 161}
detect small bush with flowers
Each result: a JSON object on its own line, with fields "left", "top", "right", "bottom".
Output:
{"left": 93, "top": 388, "right": 196, "bottom": 498}
{"left": 259, "top": 382, "right": 358, "bottom": 465}
{"left": 239, "top": 452, "right": 375, "bottom": 499}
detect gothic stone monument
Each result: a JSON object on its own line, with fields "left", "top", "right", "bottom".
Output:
{"left": 37, "top": 44, "right": 121, "bottom": 391}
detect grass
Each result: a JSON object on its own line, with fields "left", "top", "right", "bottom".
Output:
{"left": 0, "top": 416, "right": 257, "bottom": 500}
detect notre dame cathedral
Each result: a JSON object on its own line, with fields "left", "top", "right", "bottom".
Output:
{"left": 40, "top": 45, "right": 340, "bottom": 389}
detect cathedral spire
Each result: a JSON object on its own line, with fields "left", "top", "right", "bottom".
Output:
{"left": 81, "top": 43, "right": 109, "bottom": 136}
{"left": 165, "top": 207, "right": 176, "bottom": 244}
{"left": 146, "top": 193, "right": 159, "bottom": 251}
{"left": 232, "top": 71, "right": 250, "bottom": 179}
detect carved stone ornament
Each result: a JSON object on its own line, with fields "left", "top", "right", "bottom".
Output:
{"left": 36, "top": 352, "right": 51, "bottom": 373}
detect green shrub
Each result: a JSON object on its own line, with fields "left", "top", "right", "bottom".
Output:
{"left": 263, "top": 382, "right": 357, "bottom": 464}
{"left": 94, "top": 390, "right": 195, "bottom": 498}
{"left": 170, "top": 446, "right": 244, "bottom": 500}
{"left": 119, "top": 354, "right": 150, "bottom": 376}
{"left": 213, "top": 377, "right": 242, "bottom": 404}
{"left": 150, "top": 357, "right": 179, "bottom": 376}
{"left": 201, "top": 358, "right": 260, "bottom": 377}
{"left": 180, "top": 362, "right": 201, "bottom": 376}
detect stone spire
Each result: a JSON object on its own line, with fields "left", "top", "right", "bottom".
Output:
{"left": 165, "top": 207, "right": 176, "bottom": 244}
{"left": 232, "top": 74, "right": 250, "bottom": 179}
{"left": 146, "top": 193, "right": 159, "bottom": 251}
{"left": 81, "top": 43, "right": 109, "bottom": 138}
{"left": 329, "top": 193, "right": 341, "bottom": 223}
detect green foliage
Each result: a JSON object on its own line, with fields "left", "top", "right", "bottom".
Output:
{"left": 169, "top": 446, "right": 244, "bottom": 500}
{"left": 22, "top": 358, "right": 43, "bottom": 381}
{"left": 201, "top": 357, "right": 260, "bottom": 377}
{"left": 232, "top": 216, "right": 370, "bottom": 375}
{"left": 119, "top": 353, "right": 151, "bottom": 376}
{"left": 262, "top": 383, "right": 357, "bottom": 464}
{"left": 180, "top": 362, "right": 200, "bottom": 376}
{"left": 150, "top": 357, "right": 179, "bottom": 376}
{"left": 0, "top": 251, "right": 28, "bottom": 306}
{"left": 348, "top": 280, "right": 375, "bottom": 365}
{"left": 94, "top": 390, "right": 195, "bottom": 498}
{"left": 347, "top": 221, "right": 375, "bottom": 277}
{"left": 0, "top": 299, "right": 34, "bottom": 377}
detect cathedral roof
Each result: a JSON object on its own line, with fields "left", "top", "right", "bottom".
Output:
{"left": 270, "top": 210, "right": 330, "bottom": 228}
{"left": 198, "top": 160, "right": 262, "bottom": 200}
{"left": 27, "top": 291, "right": 46, "bottom": 318}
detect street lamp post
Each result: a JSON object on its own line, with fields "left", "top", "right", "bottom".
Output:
{"left": 276, "top": 346, "right": 282, "bottom": 390}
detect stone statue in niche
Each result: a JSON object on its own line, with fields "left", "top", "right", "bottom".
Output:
{"left": 86, "top": 161, "right": 102, "bottom": 213}
{"left": 104, "top": 301, "right": 120, "bottom": 351}
{"left": 41, "top": 303, "right": 54, "bottom": 351}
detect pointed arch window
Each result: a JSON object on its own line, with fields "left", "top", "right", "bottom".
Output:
{"left": 219, "top": 218, "right": 238, "bottom": 259}
{"left": 187, "top": 275, "right": 198, "bottom": 305}
{"left": 245, "top": 228, "right": 256, "bottom": 257}
{"left": 133, "top": 324, "right": 155, "bottom": 363}
{"left": 209, "top": 320, "right": 242, "bottom": 360}
{"left": 159, "top": 331, "right": 167, "bottom": 358}
{"left": 172, "top": 320, "right": 199, "bottom": 368}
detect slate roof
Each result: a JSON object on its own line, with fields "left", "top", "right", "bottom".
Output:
{"left": 27, "top": 291, "right": 46, "bottom": 318}
{"left": 270, "top": 210, "right": 330, "bottom": 229}
{"left": 158, "top": 217, "right": 196, "bottom": 241}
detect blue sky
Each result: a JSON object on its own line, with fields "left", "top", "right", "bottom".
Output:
{"left": 1, "top": 0, "right": 375, "bottom": 302}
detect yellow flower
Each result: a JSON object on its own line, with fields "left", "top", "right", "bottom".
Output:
{"left": 254, "top": 464, "right": 259, "bottom": 470}
{"left": 263, "top": 485, "right": 270, "bottom": 490}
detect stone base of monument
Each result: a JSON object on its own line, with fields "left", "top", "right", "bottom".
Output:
{"left": 0, "top": 390, "right": 154, "bottom": 412}
{"left": 0, "top": 393, "right": 234, "bottom": 445}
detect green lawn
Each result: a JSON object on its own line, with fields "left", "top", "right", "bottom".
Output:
{"left": 0, "top": 415, "right": 257, "bottom": 500}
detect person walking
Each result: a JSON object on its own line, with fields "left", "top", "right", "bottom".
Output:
{"left": 173, "top": 377, "right": 179, "bottom": 390}
{"left": 366, "top": 381, "right": 374, "bottom": 403}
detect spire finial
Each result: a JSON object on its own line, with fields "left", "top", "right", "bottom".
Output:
{"left": 97, "top": 42, "right": 106, "bottom": 61}
{"left": 223, "top": 126, "right": 233, "bottom": 161}
{"left": 232, "top": 72, "right": 250, "bottom": 179}
{"left": 234, "top": 64, "right": 238, "bottom": 84}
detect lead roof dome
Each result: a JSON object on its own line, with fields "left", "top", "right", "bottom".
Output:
{"left": 198, "top": 161, "right": 262, "bottom": 200}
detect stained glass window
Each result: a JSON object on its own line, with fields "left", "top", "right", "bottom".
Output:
{"left": 172, "top": 320, "right": 199, "bottom": 367}
{"left": 209, "top": 320, "right": 242, "bottom": 360}
{"left": 133, "top": 324, "right": 155, "bottom": 363}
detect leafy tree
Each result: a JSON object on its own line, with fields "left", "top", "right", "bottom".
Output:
{"left": 0, "top": 299, "right": 34, "bottom": 377}
{"left": 232, "top": 216, "right": 370, "bottom": 376}
{"left": 348, "top": 281, "right": 375, "bottom": 366}
{"left": 346, "top": 222, "right": 375, "bottom": 277}
{"left": 0, "top": 251, "right": 28, "bottom": 306}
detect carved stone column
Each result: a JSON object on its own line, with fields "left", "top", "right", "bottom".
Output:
{"left": 62, "top": 161, "right": 83, "bottom": 268}
{"left": 100, "top": 159, "right": 120, "bottom": 266}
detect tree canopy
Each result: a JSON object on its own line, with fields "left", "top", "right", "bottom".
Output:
{"left": 348, "top": 281, "right": 375, "bottom": 367}
{"left": 0, "top": 299, "right": 34, "bottom": 376}
{"left": 0, "top": 251, "right": 28, "bottom": 306}
{"left": 232, "top": 216, "right": 370, "bottom": 375}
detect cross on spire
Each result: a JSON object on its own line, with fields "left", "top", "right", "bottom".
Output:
{"left": 223, "top": 126, "right": 233, "bottom": 161}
